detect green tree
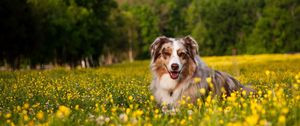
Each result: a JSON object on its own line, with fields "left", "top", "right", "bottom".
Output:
{"left": 0, "top": 0, "right": 39, "bottom": 69}
{"left": 186, "top": 0, "right": 264, "bottom": 55}
{"left": 247, "top": 0, "right": 300, "bottom": 54}
{"left": 131, "top": 5, "right": 160, "bottom": 59}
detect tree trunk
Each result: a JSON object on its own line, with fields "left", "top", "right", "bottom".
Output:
{"left": 128, "top": 28, "right": 134, "bottom": 62}
{"left": 106, "top": 53, "right": 113, "bottom": 65}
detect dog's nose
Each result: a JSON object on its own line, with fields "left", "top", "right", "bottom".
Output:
{"left": 171, "top": 63, "right": 179, "bottom": 71}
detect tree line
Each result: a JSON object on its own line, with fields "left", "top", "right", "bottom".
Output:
{"left": 0, "top": 0, "right": 299, "bottom": 69}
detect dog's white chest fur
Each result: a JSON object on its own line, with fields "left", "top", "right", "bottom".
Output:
{"left": 159, "top": 74, "right": 178, "bottom": 90}
{"left": 152, "top": 74, "right": 183, "bottom": 105}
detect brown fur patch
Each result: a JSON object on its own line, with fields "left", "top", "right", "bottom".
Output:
{"left": 150, "top": 37, "right": 172, "bottom": 62}
{"left": 153, "top": 58, "right": 168, "bottom": 78}
{"left": 180, "top": 56, "right": 196, "bottom": 83}
{"left": 152, "top": 42, "right": 174, "bottom": 78}
{"left": 162, "top": 45, "right": 172, "bottom": 59}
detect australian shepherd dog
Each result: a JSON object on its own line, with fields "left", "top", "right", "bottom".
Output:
{"left": 150, "top": 36, "right": 254, "bottom": 107}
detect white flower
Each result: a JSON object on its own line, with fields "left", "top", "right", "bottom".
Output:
{"left": 119, "top": 113, "right": 128, "bottom": 122}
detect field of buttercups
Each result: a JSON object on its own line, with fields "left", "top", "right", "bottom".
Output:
{"left": 0, "top": 54, "right": 299, "bottom": 126}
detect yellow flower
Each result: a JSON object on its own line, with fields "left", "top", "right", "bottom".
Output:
{"left": 75, "top": 105, "right": 80, "bottom": 110}
{"left": 242, "top": 90, "right": 247, "bottom": 96}
{"left": 28, "top": 120, "right": 34, "bottom": 126}
{"left": 56, "top": 105, "right": 71, "bottom": 118}
{"left": 206, "top": 95, "right": 212, "bottom": 104}
{"left": 219, "top": 119, "right": 224, "bottom": 124}
{"left": 126, "top": 108, "right": 131, "bottom": 114}
{"left": 206, "top": 77, "right": 212, "bottom": 83}
{"left": 180, "top": 119, "right": 186, "bottom": 125}
{"left": 180, "top": 100, "right": 186, "bottom": 105}
{"left": 23, "top": 115, "right": 29, "bottom": 121}
{"left": 281, "top": 107, "right": 289, "bottom": 114}
{"left": 36, "top": 111, "right": 44, "bottom": 120}
{"left": 278, "top": 115, "right": 286, "bottom": 124}
{"left": 145, "top": 123, "right": 152, "bottom": 126}
{"left": 197, "top": 98, "right": 202, "bottom": 106}
{"left": 188, "top": 115, "right": 192, "bottom": 120}
{"left": 56, "top": 111, "right": 64, "bottom": 118}
{"left": 134, "top": 110, "right": 143, "bottom": 116}
{"left": 265, "top": 70, "right": 270, "bottom": 76}
{"left": 187, "top": 103, "right": 193, "bottom": 109}
{"left": 245, "top": 114, "right": 259, "bottom": 125}
{"left": 224, "top": 106, "right": 232, "bottom": 113}
{"left": 23, "top": 103, "right": 30, "bottom": 109}
{"left": 10, "top": 122, "right": 15, "bottom": 126}
{"left": 258, "top": 90, "right": 262, "bottom": 96}
{"left": 17, "top": 106, "right": 21, "bottom": 111}
{"left": 259, "top": 119, "right": 267, "bottom": 125}
{"left": 150, "top": 95, "right": 154, "bottom": 101}
{"left": 94, "top": 107, "right": 99, "bottom": 112}
{"left": 194, "top": 77, "right": 201, "bottom": 83}
{"left": 221, "top": 87, "right": 226, "bottom": 93}
{"left": 5, "top": 113, "right": 11, "bottom": 118}
{"left": 293, "top": 84, "right": 298, "bottom": 90}
{"left": 199, "top": 88, "right": 206, "bottom": 95}
{"left": 169, "top": 119, "right": 175, "bottom": 123}
{"left": 111, "top": 107, "right": 117, "bottom": 113}
{"left": 267, "top": 90, "right": 273, "bottom": 97}
{"left": 128, "top": 96, "right": 133, "bottom": 101}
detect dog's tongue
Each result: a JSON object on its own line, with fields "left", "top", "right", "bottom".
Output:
{"left": 170, "top": 72, "right": 179, "bottom": 79}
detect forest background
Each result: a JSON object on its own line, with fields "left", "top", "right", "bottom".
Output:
{"left": 0, "top": 0, "right": 299, "bottom": 69}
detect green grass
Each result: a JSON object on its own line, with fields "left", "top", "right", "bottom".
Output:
{"left": 0, "top": 54, "right": 299, "bottom": 126}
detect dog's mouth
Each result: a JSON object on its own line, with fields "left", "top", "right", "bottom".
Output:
{"left": 164, "top": 64, "right": 183, "bottom": 80}
{"left": 169, "top": 71, "right": 180, "bottom": 79}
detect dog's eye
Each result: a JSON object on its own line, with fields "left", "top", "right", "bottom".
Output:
{"left": 178, "top": 52, "right": 186, "bottom": 57}
{"left": 163, "top": 52, "right": 171, "bottom": 57}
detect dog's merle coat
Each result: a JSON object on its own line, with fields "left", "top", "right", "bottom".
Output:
{"left": 150, "top": 36, "right": 254, "bottom": 106}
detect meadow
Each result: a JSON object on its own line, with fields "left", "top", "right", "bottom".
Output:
{"left": 0, "top": 54, "right": 299, "bottom": 126}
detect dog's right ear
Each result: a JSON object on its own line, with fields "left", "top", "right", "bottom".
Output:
{"left": 183, "top": 35, "right": 199, "bottom": 55}
{"left": 150, "top": 36, "right": 168, "bottom": 60}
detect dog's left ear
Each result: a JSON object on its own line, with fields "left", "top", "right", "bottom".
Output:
{"left": 183, "top": 35, "right": 199, "bottom": 59}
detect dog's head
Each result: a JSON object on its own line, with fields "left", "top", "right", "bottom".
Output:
{"left": 150, "top": 36, "right": 198, "bottom": 80}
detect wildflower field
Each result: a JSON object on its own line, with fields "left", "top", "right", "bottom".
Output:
{"left": 0, "top": 54, "right": 299, "bottom": 126}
